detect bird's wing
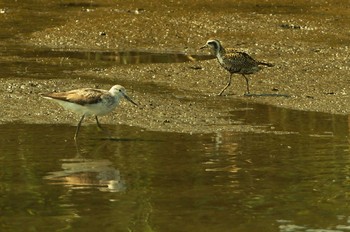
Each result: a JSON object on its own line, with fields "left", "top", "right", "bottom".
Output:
{"left": 236, "top": 52, "right": 258, "bottom": 63}
{"left": 225, "top": 47, "right": 239, "bottom": 53}
{"left": 42, "top": 88, "right": 106, "bottom": 105}
{"left": 221, "top": 51, "right": 254, "bottom": 71}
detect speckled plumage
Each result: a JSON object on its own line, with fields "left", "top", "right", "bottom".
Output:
{"left": 201, "top": 39, "right": 273, "bottom": 95}
{"left": 41, "top": 85, "right": 137, "bottom": 140}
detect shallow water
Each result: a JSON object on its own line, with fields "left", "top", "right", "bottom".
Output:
{"left": 0, "top": 1, "right": 350, "bottom": 232}
{"left": 0, "top": 111, "right": 349, "bottom": 231}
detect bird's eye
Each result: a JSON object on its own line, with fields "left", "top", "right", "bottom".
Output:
{"left": 208, "top": 41, "right": 218, "bottom": 49}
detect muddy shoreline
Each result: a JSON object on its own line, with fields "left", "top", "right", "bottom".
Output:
{"left": 1, "top": 0, "right": 349, "bottom": 134}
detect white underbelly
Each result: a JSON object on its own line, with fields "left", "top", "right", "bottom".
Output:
{"left": 55, "top": 100, "right": 119, "bottom": 116}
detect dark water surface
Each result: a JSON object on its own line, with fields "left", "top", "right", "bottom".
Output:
{"left": 0, "top": 111, "right": 349, "bottom": 231}
{"left": 1, "top": 1, "right": 350, "bottom": 232}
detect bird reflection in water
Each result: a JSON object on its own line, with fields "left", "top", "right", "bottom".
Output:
{"left": 44, "top": 158, "right": 126, "bottom": 193}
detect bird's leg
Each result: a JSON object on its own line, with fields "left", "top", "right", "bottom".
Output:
{"left": 218, "top": 73, "right": 232, "bottom": 96}
{"left": 74, "top": 114, "right": 85, "bottom": 141}
{"left": 242, "top": 74, "right": 250, "bottom": 94}
{"left": 95, "top": 116, "right": 103, "bottom": 130}
{"left": 95, "top": 116, "right": 112, "bottom": 138}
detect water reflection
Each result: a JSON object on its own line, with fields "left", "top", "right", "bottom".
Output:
{"left": 0, "top": 47, "right": 214, "bottom": 79}
{"left": 45, "top": 158, "right": 126, "bottom": 193}
{"left": 0, "top": 117, "right": 349, "bottom": 231}
{"left": 9, "top": 47, "right": 214, "bottom": 64}
{"left": 204, "top": 132, "right": 240, "bottom": 174}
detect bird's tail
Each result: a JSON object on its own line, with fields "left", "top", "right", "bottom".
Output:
{"left": 258, "top": 61, "right": 274, "bottom": 67}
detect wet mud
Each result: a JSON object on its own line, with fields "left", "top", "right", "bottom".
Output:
{"left": 0, "top": 0, "right": 349, "bottom": 133}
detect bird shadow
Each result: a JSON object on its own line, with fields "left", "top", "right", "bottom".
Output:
{"left": 97, "top": 137, "right": 164, "bottom": 143}
{"left": 219, "top": 93, "right": 291, "bottom": 97}
{"left": 243, "top": 93, "right": 291, "bottom": 97}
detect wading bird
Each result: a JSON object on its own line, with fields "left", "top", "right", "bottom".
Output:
{"left": 41, "top": 85, "right": 137, "bottom": 140}
{"left": 200, "top": 39, "right": 273, "bottom": 95}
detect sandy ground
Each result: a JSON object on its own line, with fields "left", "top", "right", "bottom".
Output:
{"left": 0, "top": 0, "right": 349, "bottom": 133}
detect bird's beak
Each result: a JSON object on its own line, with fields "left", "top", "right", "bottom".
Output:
{"left": 199, "top": 44, "right": 208, "bottom": 50}
{"left": 122, "top": 93, "right": 138, "bottom": 106}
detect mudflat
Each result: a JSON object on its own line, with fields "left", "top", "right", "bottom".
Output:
{"left": 1, "top": 0, "right": 349, "bottom": 133}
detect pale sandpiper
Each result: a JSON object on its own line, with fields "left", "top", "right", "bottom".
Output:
{"left": 41, "top": 85, "right": 137, "bottom": 140}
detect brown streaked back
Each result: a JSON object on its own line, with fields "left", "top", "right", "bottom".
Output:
{"left": 41, "top": 88, "right": 107, "bottom": 106}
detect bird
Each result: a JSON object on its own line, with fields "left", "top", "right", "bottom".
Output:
{"left": 41, "top": 85, "right": 138, "bottom": 140}
{"left": 200, "top": 39, "right": 273, "bottom": 96}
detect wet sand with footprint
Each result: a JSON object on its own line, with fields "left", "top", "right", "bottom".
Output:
{"left": 0, "top": 0, "right": 349, "bottom": 133}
